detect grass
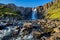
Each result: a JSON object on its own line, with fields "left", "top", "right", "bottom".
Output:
{"left": 46, "top": 2, "right": 60, "bottom": 19}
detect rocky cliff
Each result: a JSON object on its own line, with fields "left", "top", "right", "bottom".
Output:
{"left": 36, "top": 1, "right": 54, "bottom": 19}
{"left": 36, "top": 6, "right": 44, "bottom": 19}
{"left": 36, "top": 0, "right": 60, "bottom": 19}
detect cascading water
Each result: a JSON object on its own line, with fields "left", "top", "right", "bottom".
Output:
{"left": 32, "top": 8, "right": 37, "bottom": 20}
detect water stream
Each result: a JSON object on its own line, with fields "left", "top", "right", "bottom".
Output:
{"left": 32, "top": 9, "right": 37, "bottom": 20}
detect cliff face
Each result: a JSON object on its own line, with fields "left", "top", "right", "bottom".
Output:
{"left": 36, "top": 0, "right": 60, "bottom": 19}
{"left": 43, "top": 2, "right": 53, "bottom": 11}
{"left": 24, "top": 8, "right": 32, "bottom": 19}
{"left": 0, "top": 3, "right": 32, "bottom": 20}
{"left": 36, "top": 1, "right": 54, "bottom": 19}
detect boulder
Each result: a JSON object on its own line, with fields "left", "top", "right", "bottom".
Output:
{"left": 23, "top": 23, "right": 32, "bottom": 28}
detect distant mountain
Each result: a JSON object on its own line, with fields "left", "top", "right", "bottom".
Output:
{"left": 0, "top": 3, "right": 32, "bottom": 20}
{"left": 0, "top": 3, "right": 4, "bottom": 5}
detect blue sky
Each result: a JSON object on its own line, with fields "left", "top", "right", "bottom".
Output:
{"left": 0, "top": 0, "right": 52, "bottom": 7}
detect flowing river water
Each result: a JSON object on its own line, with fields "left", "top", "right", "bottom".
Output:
{"left": 32, "top": 8, "right": 37, "bottom": 20}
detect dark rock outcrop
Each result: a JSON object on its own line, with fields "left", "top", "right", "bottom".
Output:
{"left": 24, "top": 7, "right": 32, "bottom": 19}
{"left": 36, "top": 6, "right": 45, "bottom": 19}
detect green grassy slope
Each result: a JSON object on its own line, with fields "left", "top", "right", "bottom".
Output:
{"left": 0, "top": 5, "right": 22, "bottom": 19}
{"left": 46, "top": 2, "right": 60, "bottom": 19}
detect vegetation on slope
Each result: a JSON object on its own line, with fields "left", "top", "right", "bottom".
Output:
{"left": 0, "top": 5, "right": 22, "bottom": 19}
{"left": 46, "top": 1, "right": 60, "bottom": 19}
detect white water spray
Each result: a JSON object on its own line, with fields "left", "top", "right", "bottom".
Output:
{"left": 32, "top": 8, "right": 37, "bottom": 20}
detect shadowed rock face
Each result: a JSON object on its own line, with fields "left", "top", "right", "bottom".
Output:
{"left": 36, "top": 6, "right": 44, "bottom": 19}
{"left": 24, "top": 8, "right": 32, "bottom": 20}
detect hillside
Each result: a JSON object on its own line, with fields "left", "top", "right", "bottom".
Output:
{"left": 0, "top": 4, "right": 32, "bottom": 20}
{"left": 0, "top": 5, "right": 22, "bottom": 20}
{"left": 46, "top": 0, "right": 60, "bottom": 19}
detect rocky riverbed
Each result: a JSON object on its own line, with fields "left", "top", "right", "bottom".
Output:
{"left": 0, "top": 19, "right": 60, "bottom": 40}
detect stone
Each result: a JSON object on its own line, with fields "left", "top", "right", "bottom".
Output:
{"left": 54, "top": 26, "right": 60, "bottom": 33}
{"left": 32, "top": 31, "right": 41, "bottom": 39}
{"left": 23, "top": 23, "right": 32, "bottom": 28}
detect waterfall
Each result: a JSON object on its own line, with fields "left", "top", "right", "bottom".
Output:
{"left": 32, "top": 8, "right": 37, "bottom": 20}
